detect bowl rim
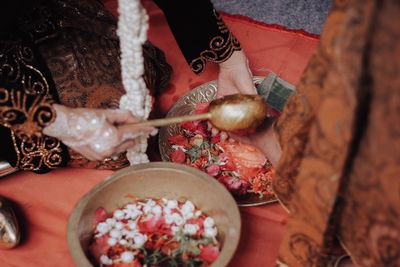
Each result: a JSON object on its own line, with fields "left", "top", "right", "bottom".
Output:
{"left": 67, "top": 161, "right": 241, "bottom": 267}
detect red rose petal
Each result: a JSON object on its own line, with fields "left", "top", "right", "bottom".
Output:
{"left": 194, "top": 102, "right": 210, "bottom": 114}
{"left": 88, "top": 235, "right": 110, "bottom": 260}
{"left": 168, "top": 134, "right": 189, "bottom": 147}
{"left": 170, "top": 148, "right": 186, "bottom": 163}
{"left": 199, "top": 245, "right": 220, "bottom": 263}
{"left": 93, "top": 207, "right": 107, "bottom": 225}
{"left": 205, "top": 164, "right": 220, "bottom": 177}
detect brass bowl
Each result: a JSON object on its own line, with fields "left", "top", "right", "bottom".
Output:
{"left": 158, "top": 77, "right": 278, "bottom": 206}
{"left": 67, "top": 162, "right": 241, "bottom": 267}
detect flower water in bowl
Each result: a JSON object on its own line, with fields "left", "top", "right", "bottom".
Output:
{"left": 67, "top": 162, "right": 241, "bottom": 267}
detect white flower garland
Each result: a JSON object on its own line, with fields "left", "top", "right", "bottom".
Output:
{"left": 117, "top": 0, "right": 153, "bottom": 164}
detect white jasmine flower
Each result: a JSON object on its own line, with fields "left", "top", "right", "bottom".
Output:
{"left": 183, "top": 224, "right": 200, "bottom": 235}
{"left": 146, "top": 199, "right": 156, "bottom": 207}
{"left": 166, "top": 200, "right": 178, "bottom": 209}
{"left": 171, "top": 213, "right": 184, "bottom": 226}
{"left": 164, "top": 214, "right": 174, "bottom": 225}
{"left": 113, "top": 210, "right": 125, "bottom": 220}
{"left": 152, "top": 205, "right": 162, "bottom": 216}
{"left": 121, "top": 251, "right": 135, "bottom": 263}
{"left": 125, "top": 209, "right": 142, "bottom": 220}
{"left": 107, "top": 237, "right": 118, "bottom": 246}
{"left": 163, "top": 207, "right": 172, "bottom": 215}
{"left": 119, "top": 239, "right": 128, "bottom": 245}
{"left": 195, "top": 210, "right": 202, "bottom": 217}
{"left": 143, "top": 206, "right": 151, "bottom": 214}
{"left": 143, "top": 199, "right": 156, "bottom": 214}
{"left": 127, "top": 221, "right": 137, "bottom": 230}
{"left": 182, "top": 211, "right": 194, "bottom": 220}
{"left": 181, "top": 201, "right": 195, "bottom": 214}
{"left": 100, "top": 255, "right": 113, "bottom": 265}
{"left": 126, "top": 204, "right": 138, "bottom": 210}
{"left": 105, "top": 218, "right": 117, "bottom": 227}
{"left": 114, "top": 222, "right": 124, "bottom": 230}
{"left": 203, "top": 227, "right": 218, "bottom": 238}
{"left": 125, "top": 204, "right": 142, "bottom": 214}
{"left": 118, "top": 0, "right": 151, "bottom": 164}
{"left": 133, "top": 233, "right": 147, "bottom": 248}
{"left": 171, "top": 225, "right": 180, "bottom": 235}
{"left": 126, "top": 231, "right": 137, "bottom": 239}
{"left": 203, "top": 217, "right": 215, "bottom": 228}
{"left": 121, "top": 229, "right": 130, "bottom": 237}
{"left": 96, "top": 222, "right": 111, "bottom": 235}
{"left": 109, "top": 229, "right": 122, "bottom": 240}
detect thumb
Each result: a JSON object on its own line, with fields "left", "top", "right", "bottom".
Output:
{"left": 117, "top": 123, "right": 155, "bottom": 141}
{"left": 105, "top": 109, "right": 140, "bottom": 125}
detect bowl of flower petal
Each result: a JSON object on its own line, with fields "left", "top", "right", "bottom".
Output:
{"left": 67, "top": 162, "right": 241, "bottom": 267}
{"left": 159, "top": 78, "right": 278, "bottom": 206}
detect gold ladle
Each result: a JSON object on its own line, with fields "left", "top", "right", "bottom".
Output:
{"left": 119, "top": 94, "right": 268, "bottom": 131}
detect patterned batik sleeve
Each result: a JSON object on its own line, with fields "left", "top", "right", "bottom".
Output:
{"left": 153, "top": 0, "right": 241, "bottom": 75}
{"left": 0, "top": 39, "right": 69, "bottom": 173}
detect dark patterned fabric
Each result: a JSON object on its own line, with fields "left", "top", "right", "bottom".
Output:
{"left": 0, "top": 0, "right": 173, "bottom": 171}
{"left": 0, "top": 0, "right": 236, "bottom": 172}
{"left": 273, "top": 0, "right": 400, "bottom": 266}
{"left": 0, "top": 35, "right": 69, "bottom": 173}
{"left": 153, "top": 0, "right": 242, "bottom": 75}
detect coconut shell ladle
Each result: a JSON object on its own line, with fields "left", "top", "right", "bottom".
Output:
{"left": 118, "top": 94, "right": 268, "bottom": 132}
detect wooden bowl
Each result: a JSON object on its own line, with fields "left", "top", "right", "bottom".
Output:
{"left": 67, "top": 162, "right": 241, "bottom": 267}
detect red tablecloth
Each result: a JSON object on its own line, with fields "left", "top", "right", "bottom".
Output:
{"left": 0, "top": 1, "right": 318, "bottom": 266}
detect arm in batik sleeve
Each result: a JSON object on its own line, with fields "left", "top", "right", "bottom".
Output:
{"left": 0, "top": 38, "right": 70, "bottom": 173}
{"left": 153, "top": 0, "right": 242, "bottom": 75}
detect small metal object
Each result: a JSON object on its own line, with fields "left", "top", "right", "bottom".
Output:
{"left": 0, "top": 197, "right": 20, "bottom": 249}
{"left": 0, "top": 161, "right": 17, "bottom": 178}
{"left": 208, "top": 94, "right": 268, "bottom": 131}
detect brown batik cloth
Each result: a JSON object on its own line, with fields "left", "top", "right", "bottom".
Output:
{"left": 273, "top": 0, "right": 400, "bottom": 266}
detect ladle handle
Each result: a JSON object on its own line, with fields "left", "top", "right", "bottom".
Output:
{"left": 118, "top": 112, "right": 212, "bottom": 130}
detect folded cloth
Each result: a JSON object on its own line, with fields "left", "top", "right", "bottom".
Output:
{"left": 256, "top": 73, "right": 295, "bottom": 113}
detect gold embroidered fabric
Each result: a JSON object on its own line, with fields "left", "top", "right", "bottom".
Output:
{"left": 0, "top": 42, "right": 65, "bottom": 172}
{"left": 33, "top": 0, "right": 171, "bottom": 169}
{"left": 190, "top": 9, "right": 241, "bottom": 75}
{"left": 67, "top": 148, "right": 129, "bottom": 170}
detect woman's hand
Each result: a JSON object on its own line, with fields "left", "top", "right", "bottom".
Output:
{"left": 216, "top": 50, "right": 256, "bottom": 98}
{"left": 212, "top": 50, "right": 257, "bottom": 139}
{"left": 43, "top": 104, "right": 155, "bottom": 161}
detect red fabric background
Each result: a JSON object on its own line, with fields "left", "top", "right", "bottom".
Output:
{"left": 0, "top": 1, "right": 318, "bottom": 266}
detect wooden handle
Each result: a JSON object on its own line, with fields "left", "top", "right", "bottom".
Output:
{"left": 118, "top": 112, "right": 212, "bottom": 130}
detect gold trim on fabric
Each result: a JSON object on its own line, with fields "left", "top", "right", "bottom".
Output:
{"left": 67, "top": 148, "right": 129, "bottom": 170}
{"left": 10, "top": 131, "right": 64, "bottom": 171}
{"left": 190, "top": 9, "right": 241, "bottom": 74}
{"left": 0, "top": 88, "right": 55, "bottom": 140}
{"left": 1, "top": 43, "right": 64, "bottom": 171}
